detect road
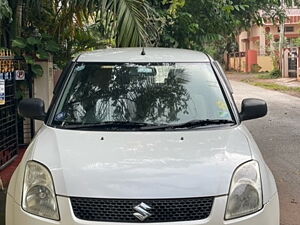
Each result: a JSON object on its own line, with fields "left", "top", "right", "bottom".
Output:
{"left": 231, "top": 80, "right": 300, "bottom": 225}
{"left": 0, "top": 80, "right": 299, "bottom": 225}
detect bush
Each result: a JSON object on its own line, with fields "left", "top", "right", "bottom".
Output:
{"left": 251, "top": 64, "right": 262, "bottom": 73}
{"left": 269, "top": 69, "right": 281, "bottom": 78}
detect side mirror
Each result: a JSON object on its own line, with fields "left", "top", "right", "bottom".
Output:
{"left": 240, "top": 98, "right": 267, "bottom": 121}
{"left": 18, "top": 98, "right": 46, "bottom": 121}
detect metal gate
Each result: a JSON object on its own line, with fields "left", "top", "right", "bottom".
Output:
{"left": 0, "top": 50, "right": 32, "bottom": 169}
{"left": 288, "top": 48, "right": 298, "bottom": 78}
{"left": 0, "top": 50, "right": 18, "bottom": 169}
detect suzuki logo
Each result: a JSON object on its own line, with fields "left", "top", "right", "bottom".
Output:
{"left": 133, "top": 202, "right": 152, "bottom": 221}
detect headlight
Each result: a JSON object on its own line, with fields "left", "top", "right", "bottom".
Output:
{"left": 22, "top": 161, "right": 60, "bottom": 220}
{"left": 225, "top": 160, "right": 262, "bottom": 220}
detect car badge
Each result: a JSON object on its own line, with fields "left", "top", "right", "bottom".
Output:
{"left": 133, "top": 202, "right": 152, "bottom": 221}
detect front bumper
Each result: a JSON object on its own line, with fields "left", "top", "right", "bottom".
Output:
{"left": 6, "top": 193, "right": 279, "bottom": 225}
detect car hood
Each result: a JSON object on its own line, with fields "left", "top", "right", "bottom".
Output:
{"left": 31, "top": 125, "right": 252, "bottom": 198}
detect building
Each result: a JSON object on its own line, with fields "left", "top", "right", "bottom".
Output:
{"left": 230, "top": 8, "right": 300, "bottom": 79}
{"left": 239, "top": 9, "right": 300, "bottom": 55}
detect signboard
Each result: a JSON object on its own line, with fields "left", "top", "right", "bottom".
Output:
{"left": 0, "top": 79, "right": 5, "bottom": 105}
{"left": 0, "top": 50, "right": 15, "bottom": 81}
{"left": 0, "top": 72, "right": 13, "bottom": 80}
{"left": 15, "top": 70, "right": 25, "bottom": 80}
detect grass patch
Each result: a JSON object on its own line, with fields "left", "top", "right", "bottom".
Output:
{"left": 255, "top": 70, "right": 281, "bottom": 79}
{"left": 227, "top": 72, "right": 255, "bottom": 76}
{"left": 243, "top": 80, "right": 300, "bottom": 92}
{"left": 255, "top": 73, "right": 275, "bottom": 79}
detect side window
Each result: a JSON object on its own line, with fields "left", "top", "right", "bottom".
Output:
{"left": 213, "top": 61, "right": 233, "bottom": 94}
{"left": 53, "top": 61, "right": 73, "bottom": 95}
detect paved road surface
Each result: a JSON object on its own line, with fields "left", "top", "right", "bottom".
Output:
{"left": 0, "top": 80, "right": 299, "bottom": 225}
{"left": 231, "top": 80, "right": 300, "bottom": 225}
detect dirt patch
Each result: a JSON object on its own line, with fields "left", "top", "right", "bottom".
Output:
{"left": 226, "top": 72, "right": 256, "bottom": 81}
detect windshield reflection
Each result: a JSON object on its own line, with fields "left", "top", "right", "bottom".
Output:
{"left": 53, "top": 63, "right": 232, "bottom": 129}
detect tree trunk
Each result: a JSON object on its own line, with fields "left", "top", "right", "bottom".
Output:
{"left": 11, "top": 0, "right": 23, "bottom": 41}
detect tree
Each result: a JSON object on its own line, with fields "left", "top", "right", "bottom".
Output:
{"left": 0, "top": 0, "right": 12, "bottom": 47}
{"left": 156, "top": 0, "right": 298, "bottom": 61}
{"left": 2, "top": 0, "right": 299, "bottom": 67}
{"left": 0, "top": 0, "right": 159, "bottom": 68}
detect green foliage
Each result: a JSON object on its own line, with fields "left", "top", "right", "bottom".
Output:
{"left": 251, "top": 64, "right": 262, "bottom": 73}
{"left": 0, "top": 0, "right": 12, "bottom": 47}
{"left": 156, "top": 0, "right": 296, "bottom": 62}
{"left": 114, "top": 0, "right": 158, "bottom": 47}
{"left": 269, "top": 69, "right": 282, "bottom": 78}
{"left": 0, "top": 0, "right": 11, "bottom": 20}
{"left": 157, "top": 0, "right": 249, "bottom": 49}
{"left": 1, "top": 0, "right": 159, "bottom": 68}
{"left": 243, "top": 80, "right": 300, "bottom": 92}
{"left": 293, "top": 37, "right": 300, "bottom": 47}
{"left": 162, "top": 0, "right": 185, "bottom": 15}
{"left": 264, "top": 34, "right": 284, "bottom": 70}
{"left": 256, "top": 73, "right": 274, "bottom": 79}
{"left": 1, "top": 0, "right": 299, "bottom": 68}
{"left": 31, "top": 64, "right": 44, "bottom": 77}
{"left": 26, "top": 37, "right": 41, "bottom": 46}
{"left": 12, "top": 35, "right": 60, "bottom": 77}
{"left": 11, "top": 38, "right": 26, "bottom": 49}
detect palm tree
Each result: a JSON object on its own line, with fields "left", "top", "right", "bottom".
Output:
{"left": 52, "top": 0, "right": 158, "bottom": 47}
{"left": 0, "top": 0, "right": 158, "bottom": 49}
{"left": 0, "top": 0, "right": 12, "bottom": 47}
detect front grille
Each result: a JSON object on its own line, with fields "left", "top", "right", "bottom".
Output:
{"left": 70, "top": 196, "right": 214, "bottom": 223}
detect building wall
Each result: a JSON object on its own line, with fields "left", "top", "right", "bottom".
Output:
{"left": 229, "top": 56, "right": 247, "bottom": 72}
{"left": 228, "top": 51, "right": 255, "bottom": 73}
{"left": 239, "top": 25, "right": 262, "bottom": 54}
{"left": 257, "top": 56, "right": 273, "bottom": 72}
{"left": 241, "top": 57, "right": 247, "bottom": 72}
{"left": 235, "top": 8, "right": 300, "bottom": 75}
{"left": 238, "top": 20, "right": 300, "bottom": 56}
{"left": 249, "top": 38, "right": 260, "bottom": 52}
{"left": 239, "top": 31, "right": 248, "bottom": 52}
{"left": 250, "top": 25, "right": 261, "bottom": 37}
{"left": 33, "top": 60, "right": 54, "bottom": 131}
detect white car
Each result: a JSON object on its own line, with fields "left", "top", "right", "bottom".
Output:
{"left": 6, "top": 48, "right": 279, "bottom": 225}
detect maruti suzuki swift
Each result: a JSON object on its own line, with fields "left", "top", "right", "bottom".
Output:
{"left": 6, "top": 48, "right": 279, "bottom": 225}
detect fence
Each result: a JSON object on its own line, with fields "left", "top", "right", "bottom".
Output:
{"left": 228, "top": 50, "right": 275, "bottom": 73}
{"left": 0, "top": 49, "right": 33, "bottom": 169}
{"left": 0, "top": 50, "right": 18, "bottom": 168}
{"left": 228, "top": 52, "right": 247, "bottom": 72}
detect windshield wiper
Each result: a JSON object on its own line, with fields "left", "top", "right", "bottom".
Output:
{"left": 60, "top": 121, "right": 157, "bottom": 130}
{"left": 140, "top": 119, "right": 235, "bottom": 131}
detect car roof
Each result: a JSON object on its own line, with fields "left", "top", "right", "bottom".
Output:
{"left": 76, "top": 48, "right": 210, "bottom": 63}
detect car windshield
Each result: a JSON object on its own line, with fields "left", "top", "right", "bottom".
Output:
{"left": 51, "top": 62, "right": 233, "bottom": 130}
